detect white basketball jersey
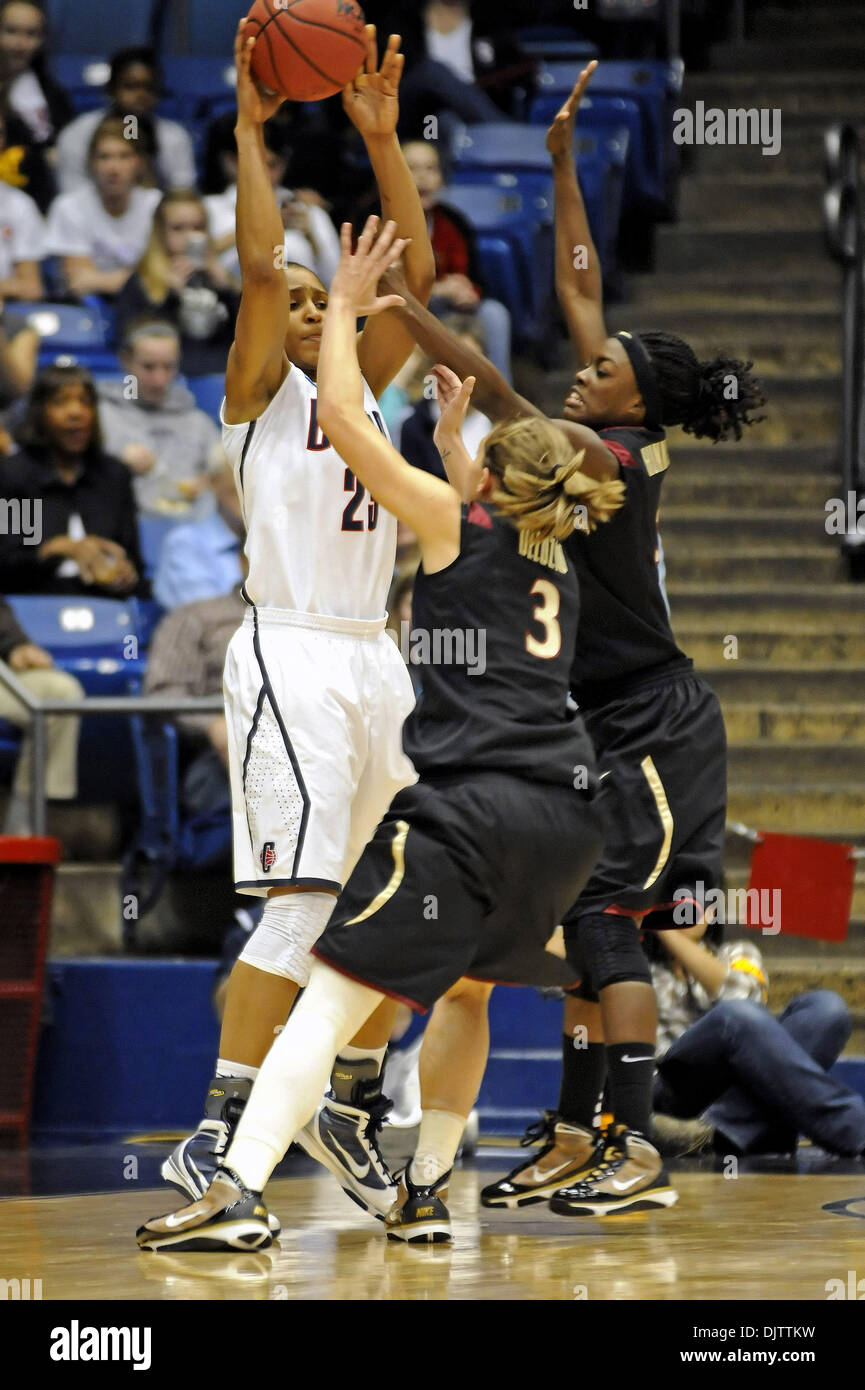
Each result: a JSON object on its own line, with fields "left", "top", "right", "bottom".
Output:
{"left": 220, "top": 367, "right": 397, "bottom": 620}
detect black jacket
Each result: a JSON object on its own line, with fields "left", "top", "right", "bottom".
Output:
{"left": 0, "top": 446, "right": 149, "bottom": 597}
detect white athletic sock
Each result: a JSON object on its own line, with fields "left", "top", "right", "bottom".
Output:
{"left": 215, "top": 1060, "right": 259, "bottom": 1081}
{"left": 337, "top": 1043, "right": 388, "bottom": 1071}
{"left": 226, "top": 961, "right": 384, "bottom": 1192}
{"left": 408, "top": 1109, "right": 465, "bottom": 1187}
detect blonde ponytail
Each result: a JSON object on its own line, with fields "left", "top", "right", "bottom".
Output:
{"left": 483, "top": 417, "right": 624, "bottom": 541}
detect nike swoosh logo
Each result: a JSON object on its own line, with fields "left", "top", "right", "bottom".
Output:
{"left": 621, "top": 1055, "right": 650, "bottom": 1063}
{"left": 327, "top": 1133, "right": 371, "bottom": 1181}
{"left": 164, "top": 1208, "right": 206, "bottom": 1228}
{"left": 598, "top": 771, "right": 611, "bottom": 781}
{"left": 524, "top": 1159, "right": 584, "bottom": 1184}
{"left": 611, "top": 1176, "right": 644, "bottom": 1191}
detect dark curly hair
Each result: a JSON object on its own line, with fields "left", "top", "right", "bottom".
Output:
{"left": 639, "top": 331, "right": 766, "bottom": 443}
{"left": 16, "top": 363, "right": 102, "bottom": 456}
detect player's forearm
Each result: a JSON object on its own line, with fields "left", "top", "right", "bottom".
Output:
{"left": 656, "top": 931, "right": 728, "bottom": 997}
{"left": 365, "top": 134, "right": 435, "bottom": 303}
{"left": 436, "top": 433, "right": 481, "bottom": 502}
{"left": 234, "top": 120, "right": 285, "bottom": 280}
{"left": 552, "top": 152, "right": 603, "bottom": 308}
{"left": 318, "top": 295, "right": 366, "bottom": 427}
{"left": 390, "top": 280, "right": 540, "bottom": 424}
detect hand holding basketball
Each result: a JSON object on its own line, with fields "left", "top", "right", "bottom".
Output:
{"left": 343, "top": 28, "right": 404, "bottom": 138}
{"left": 234, "top": 19, "right": 284, "bottom": 125}
{"left": 330, "top": 216, "right": 410, "bottom": 317}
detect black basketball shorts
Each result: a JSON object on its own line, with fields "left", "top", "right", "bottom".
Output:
{"left": 563, "top": 672, "right": 727, "bottom": 938}
{"left": 312, "top": 770, "right": 604, "bottom": 1012}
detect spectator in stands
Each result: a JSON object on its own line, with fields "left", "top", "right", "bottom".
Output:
{"left": 98, "top": 317, "right": 222, "bottom": 519}
{"left": 399, "top": 321, "right": 493, "bottom": 480}
{"left": 144, "top": 585, "right": 244, "bottom": 821}
{"left": 0, "top": 98, "right": 54, "bottom": 213}
{"left": 45, "top": 115, "right": 161, "bottom": 298}
{"left": 0, "top": 292, "right": 38, "bottom": 417}
{"left": 378, "top": 1, "right": 533, "bottom": 141}
{"left": 56, "top": 46, "right": 197, "bottom": 196}
{"left": 0, "top": 1, "right": 72, "bottom": 154}
{"left": 647, "top": 919, "right": 865, "bottom": 1162}
{"left": 0, "top": 108, "right": 43, "bottom": 300}
{"left": 204, "top": 114, "right": 341, "bottom": 287}
{"left": 153, "top": 456, "right": 243, "bottom": 612}
{"left": 114, "top": 191, "right": 239, "bottom": 378}
{"left": 402, "top": 137, "right": 511, "bottom": 379}
{"left": 0, "top": 362, "right": 147, "bottom": 596}
{"left": 0, "top": 592, "right": 82, "bottom": 833}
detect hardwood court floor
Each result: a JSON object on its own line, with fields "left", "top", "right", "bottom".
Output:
{"left": 1, "top": 1167, "right": 863, "bottom": 1301}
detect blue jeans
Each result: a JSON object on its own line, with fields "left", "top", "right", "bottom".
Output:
{"left": 654, "top": 991, "right": 865, "bottom": 1157}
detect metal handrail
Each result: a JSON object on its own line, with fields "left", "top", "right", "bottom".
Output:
{"left": 0, "top": 659, "right": 222, "bottom": 835}
{"left": 823, "top": 123, "right": 864, "bottom": 576}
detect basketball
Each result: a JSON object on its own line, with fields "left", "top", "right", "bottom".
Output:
{"left": 246, "top": 0, "right": 367, "bottom": 103}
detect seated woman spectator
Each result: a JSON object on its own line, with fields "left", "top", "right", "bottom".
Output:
{"left": 98, "top": 317, "right": 221, "bottom": 518}
{"left": 647, "top": 917, "right": 865, "bottom": 1162}
{"left": 0, "top": 1, "right": 72, "bottom": 155}
{"left": 114, "top": 191, "right": 239, "bottom": 378}
{"left": 56, "top": 46, "right": 196, "bottom": 196}
{"left": 45, "top": 115, "right": 161, "bottom": 298}
{"left": 402, "top": 138, "right": 511, "bottom": 380}
{"left": 0, "top": 592, "right": 82, "bottom": 834}
{"left": 398, "top": 321, "right": 493, "bottom": 479}
{"left": 0, "top": 362, "right": 147, "bottom": 596}
{"left": 204, "top": 113, "right": 340, "bottom": 287}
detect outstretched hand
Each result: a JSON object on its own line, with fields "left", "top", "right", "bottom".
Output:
{"left": 343, "top": 26, "right": 404, "bottom": 137}
{"left": 330, "top": 216, "right": 410, "bottom": 317}
{"left": 234, "top": 18, "right": 284, "bottom": 125}
{"left": 432, "top": 365, "right": 476, "bottom": 445}
{"left": 545, "top": 59, "right": 597, "bottom": 158}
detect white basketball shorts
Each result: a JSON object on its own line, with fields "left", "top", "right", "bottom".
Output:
{"left": 224, "top": 606, "right": 416, "bottom": 897}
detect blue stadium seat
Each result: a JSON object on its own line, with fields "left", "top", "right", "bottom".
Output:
{"left": 50, "top": 55, "right": 109, "bottom": 114}
{"left": 516, "top": 26, "right": 598, "bottom": 62}
{"left": 44, "top": 2, "right": 152, "bottom": 57}
{"left": 15, "top": 302, "right": 119, "bottom": 373}
{"left": 187, "top": 373, "right": 225, "bottom": 421}
{"left": 138, "top": 516, "right": 182, "bottom": 584}
{"left": 438, "top": 184, "right": 553, "bottom": 345}
{"left": 3, "top": 596, "right": 148, "bottom": 695}
{"left": 160, "top": 56, "right": 236, "bottom": 123}
{"left": 529, "top": 91, "right": 658, "bottom": 211}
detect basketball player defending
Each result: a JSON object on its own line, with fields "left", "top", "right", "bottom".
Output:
{"left": 161, "top": 21, "right": 435, "bottom": 1227}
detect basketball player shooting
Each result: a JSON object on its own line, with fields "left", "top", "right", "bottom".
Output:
{"left": 158, "top": 19, "right": 436, "bottom": 1233}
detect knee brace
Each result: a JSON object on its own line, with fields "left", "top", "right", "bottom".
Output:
{"left": 571, "top": 912, "right": 652, "bottom": 994}
{"left": 238, "top": 892, "right": 335, "bottom": 987}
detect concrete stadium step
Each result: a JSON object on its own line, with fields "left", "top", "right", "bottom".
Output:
{"left": 677, "top": 175, "right": 824, "bottom": 228}
{"left": 664, "top": 548, "right": 841, "bottom": 584}
{"left": 701, "top": 663, "right": 865, "bottom": 701}
{"left": 654, "top": 226, "right": 829, "bottom": 275}
{"left": 608, "top": 306, "right": 839, "bottom": 378}
{"left": 720, "top": 704, "right": 865, "bottom": 745}
{"left": 667, "top": 444, "right": 836, "bottom": 472}
{"left": 624, "top": 274, "right": 838, "bottom": 313}
{"left": 689, "top": 126, "right": 859, "bottom": 175}
{"left": 710, "top": 40, "right": 865, "bottom": 70}
{"left": 679, "top": 629, "right": 865, "bottom": 666}
{"left": 752, "top": 6, "right": 865, "bottom": 42}
{"left": 663, "top": 473, "right": 835, "bottom": 507}
{"left": 667, "top": 585, "right": 865, "bottom": 621}
{"left": 726, "top": 785, "right": 865, "bottom": 834}
{"left": 661, "top": 509, "right": 832, "bottom": 548}
{"left": 726, "top": 743, "right": 865, "bottom": 783}
{"left": 682, "top": 70, "right": 865, "bottom": 118}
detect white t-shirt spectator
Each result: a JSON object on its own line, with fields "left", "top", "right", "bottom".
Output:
{"left": 7, "top": 70, "right": 55, "bottom": 144}
{"left": 45, "top": 184, "right": 161, "bottom": 271}
{"left": 0, "top": 184, "right": 47, "bottom": 280}
{"left": 426, "top": 17, "right": 475, "bottom": 83}
{"left": 204, "top": 183, "right": 341, "bottom": 287}
{"left": 56, "top": 109, "right": 197, "bottom": 194}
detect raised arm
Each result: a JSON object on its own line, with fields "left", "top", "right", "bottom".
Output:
{"left": 223, "top": 21, "right": 292, "bottom": 425}
{"left": 547, "top": 63, "right": 608, "bottom": 365}
{"left": 345, "top": 29, "right": 436, "bottom": 396}
{"left": 317, "top": 219, "right": 460, "bottom": 574}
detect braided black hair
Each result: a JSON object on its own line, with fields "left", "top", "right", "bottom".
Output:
{"left": 638, "top": 331, "right": 766, "bottom": 442}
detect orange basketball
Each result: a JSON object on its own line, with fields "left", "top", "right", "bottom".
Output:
{"left": 246, "top": 0, "right": 367, "bottom": 103}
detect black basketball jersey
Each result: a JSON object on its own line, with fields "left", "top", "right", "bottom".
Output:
{"left": 403, "top": 501, "right": 597, "bottom": 788}
{"left": 566, "top": 425, "right": 690, "bottom": 708}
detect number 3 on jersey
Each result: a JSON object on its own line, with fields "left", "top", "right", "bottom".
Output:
{"left": 526, "top": 578, "right": 561, "bottom": 658}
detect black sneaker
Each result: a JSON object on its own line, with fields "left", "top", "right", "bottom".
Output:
{"left": 296, "top": 1063, "right": 397, "bottom": 1220}
{"left": 480, "top": 1110, "right": 604, "bottom": 1210}
{"left": 385, "top": 1169, "right": 453, "bottom": 1244}
{"left": 136, "top": 1169, "right": 273, "bottom": 1253}
{"left": 161, "top": 1077, "right": 281, "bottom": 1235}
